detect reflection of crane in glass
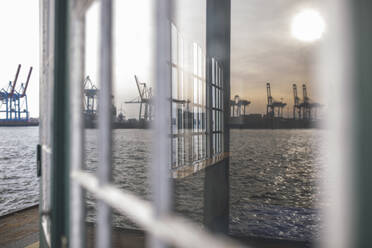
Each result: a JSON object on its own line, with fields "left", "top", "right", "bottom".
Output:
{"left": 230, "top": 95, "right": 250, "bottom": 117}
{"left": 125, "top": 75, "right": 153, "bottom": 121}
{"left": 83, "top": 76, "right": 98, "bottom": 118}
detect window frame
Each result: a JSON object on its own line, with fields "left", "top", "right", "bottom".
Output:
{"left": 40, "top": 0, "right": 236, "bottom": 247}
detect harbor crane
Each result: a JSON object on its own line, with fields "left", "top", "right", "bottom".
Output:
{"left": 125, "top": 75, "right": 153, "bottom": 121}
{"left": 230, "top": 95, "right": 250, "bottom": 117}
{"left": 0, "top": 64, "right": 33, "bottom": 121}
{"left": 293, "top": 83, "right": 322, "bottom": 121}
{"left": 292, "top": 84, "right": 301, "bottom": 119}
{"left": 301, "top": 84, "right": 311, "bottom": 120}
{"left": 83, "top": 76, "right": 117, "bottom": 125}
{"left": 83, "top": 76, "right": 98, "bottom": 118}
{"left": 266, "top": 82, "right": 286, "bottom": 118}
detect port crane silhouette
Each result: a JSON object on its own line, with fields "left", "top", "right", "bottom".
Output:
{"left": 125, "top": 75, "right": 153, "bottom": 121}
{"left": 266, "top": 82, "right": 286, "bottom": 118}
{"left": 292, "top": 83, "right": 322, "bottom": 120}
{"left": 0, "top": 64, "right": 33, "bottom": 121}
{"left": 83, "top": 76, "right": 98, "bottom": 118}
{"left": 230, "top": 95, "right": 250, "bottom": 117}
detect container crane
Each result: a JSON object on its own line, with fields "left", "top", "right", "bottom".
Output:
{"left": 241, "top": 100, "right": 251, "bottom": 116}
{"left": 21, "top": 67, "right": 33, "bottom": 97}
{"left": 9, "top": 64, "right": 21, "bottom": 97}
{"left": 293, "top": 84, "right": 301, "bottom": 119}
{"left": 233, "top": 95, "right": 241, "bottom": 116}
{"left": 230, "top": 95, "right": 250, "bottom": 117}
{"left": 294, "top": 83, "right": 322, "bottom": 121}
{"left": 301, "top": 84, "right": 311, "bottom": 120}
{"left": 83, "top": 76, "right": 98, "bottom": 118}
{"left": 266, "top": 82, "right": 273, "bottom": 117}
{"left": 125, "top": 75, "right": 153, "bottom": 121}
{"left": 0, "top": 64, "right": 32, "bottom": 121}
{"left": 300, "top": 84, "right": 322, "bottom": 120}
{"left": 266, "top": 82, "right": 286, "bottom": 118}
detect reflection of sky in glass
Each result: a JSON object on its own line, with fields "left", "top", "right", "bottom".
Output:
{"left": 85, "top": 0, "right": 206, "bottom": 119}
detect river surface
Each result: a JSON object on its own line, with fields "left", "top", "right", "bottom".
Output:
{"left": 0, "top": 127, "right": 324, "bottom": 241}
{"left": 0, "top": 127, "right": 39, "bottom": 215}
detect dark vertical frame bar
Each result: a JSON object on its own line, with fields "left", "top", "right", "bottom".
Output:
{"left": 353, "top": 1, "right": 372, "bottom": 247}
{"left": 206, "top": 57, "right": 212, "bottom": 159}
{"left": 204, "top": 0, "right": 231, "bottom": 234}
{"left": 51, "top": 0, "right": 70, "bottom": 247}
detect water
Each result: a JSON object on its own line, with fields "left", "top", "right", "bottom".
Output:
{"left": 0, "top": 127, "right": 324, "bottom": 241}
{"left": 0, "top": 127, "right": 39, "bottom": 216}
{"left": 229, "top": 129, "right": 324, "bottom": 241}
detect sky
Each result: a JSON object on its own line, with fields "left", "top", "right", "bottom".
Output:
{"left": 86, "top": 1, "right": 156, "bottom": 119}
{"left": 0, "top": 0, "right": 39, "bottom": 117}
{"left": 231, "top": 0, "right": 323, "bottom": 116}
{"left": 85, "top": 0, "right": 206, "bottom": 119}
{"left": 0, "top": 0, "right": 323, "bottom": 119}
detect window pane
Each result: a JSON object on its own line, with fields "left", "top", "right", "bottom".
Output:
{"left": 230, "top": 0, "right": 326, "bottom": 243}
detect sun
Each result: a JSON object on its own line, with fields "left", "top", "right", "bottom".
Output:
{"left": 291, "top": 9, "right": 325, "bottom": 42}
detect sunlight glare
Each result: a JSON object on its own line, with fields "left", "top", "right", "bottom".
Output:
{"left": 291, "top": 9, "right": 325, "bottom": 42}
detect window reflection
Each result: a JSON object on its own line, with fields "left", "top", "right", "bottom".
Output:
{"left": 171, "top": 24, "right": 207, "bottom": 170}
{"left": 211, "top": 58, "right": 223, "bottom": 155}
{"left": 171, "top": 23, "right": 224, "bottom": 175}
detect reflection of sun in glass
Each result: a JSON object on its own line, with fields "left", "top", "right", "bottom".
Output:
{"left": 291, "top": 9, "right": 325, "bottom": 42}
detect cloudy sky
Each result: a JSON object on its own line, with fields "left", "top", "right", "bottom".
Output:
{"left": 0, "top": 0, "right": 323, "bottom": 119}
{"left": 0, "top": 0, "right": 39, "bottom": 117}
{"left": 231, "top": 0, "right": 322, "bottom": 116}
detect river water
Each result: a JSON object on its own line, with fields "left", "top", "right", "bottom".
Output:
{"left": 0, "top": 127, "right": 324, "bottom": 241}
{"left": 0, "top": 127, "right": 39, "bottom": 216}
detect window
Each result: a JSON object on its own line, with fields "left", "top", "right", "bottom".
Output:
{"left": 211, "top": 58, "right": 223, "bottom": 155}
{"left": 35, "top": 0, "right": 372, "bottom": 247}
{"left": 39, "top": 0, "right": 235, "bottom": 248}
{"left": 170, "top": 25, "right": 226, "bottom": 178}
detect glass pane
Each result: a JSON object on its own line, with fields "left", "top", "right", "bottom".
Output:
{"left": 172, "top": 23, "right": 178, "bottom": 65}
{"left": 212, "top": 58, "right": 215, "bottom": 84}
{"left": 230, "top": 0, "right": 326, "bottom": 244}
{"left": 83, "top": 1, "right": 155, "bottom": 240}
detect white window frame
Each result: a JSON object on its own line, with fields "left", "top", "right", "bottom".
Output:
{"left": 57, "top": 0, "right": 243, "bottom": 248}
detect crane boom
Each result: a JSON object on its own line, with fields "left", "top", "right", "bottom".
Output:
{"left": 293, "top": 84, "right": 298, "bottom": 105}
{"left": 134, "top": 75, "right": 144, "bottom": 100}
{"left": 266, "top": 82, "right": 272, "bottom": 105}
{"left": 302, "top": 84, "right": 308, "bottom": 102}
{"left": 84, "top": 76, "right": 91, "bottom": 88}
{"left": 21, "top": 67, "right": 33, "bottom": 97}
{"left": 10, "top": 64, "right": 21, "bottom": 97}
